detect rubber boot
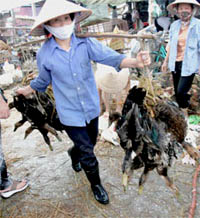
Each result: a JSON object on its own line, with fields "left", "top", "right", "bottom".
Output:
{"left": 67, "top": 147, "right": 82, "bottom": 172}
{"left": 85, "top": 165, "right": 109, "bottom": 205}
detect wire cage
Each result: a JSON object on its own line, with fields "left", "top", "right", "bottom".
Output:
{"left": 81, "top": 19, "right": 129, "bottom": 51}
{"left": 82, "top": 18, "right": 129, "bottom": 33}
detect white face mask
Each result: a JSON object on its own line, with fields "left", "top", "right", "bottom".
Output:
{"left": 44, "top": 21, "right": 75, "bottom": 40}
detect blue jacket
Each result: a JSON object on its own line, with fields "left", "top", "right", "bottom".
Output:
{"left": 30, "top": 34, "right": 126, "bottom": 126}
{"left": 168, "top": 17, "right": 200, "bottom": 76}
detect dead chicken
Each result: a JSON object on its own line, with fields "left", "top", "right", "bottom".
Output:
{"left": 112, "top": 86, "right": 200, "bottom": 194}
{"left": 9, "top": 92, "right": 64, "bottom": 151}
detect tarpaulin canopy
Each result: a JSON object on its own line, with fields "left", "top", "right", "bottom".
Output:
{"left": 78, "top": 0, "right": 147, "bottom": 26}
{"left": 0, "top": 0, "right": 43, "bottom": 12}
{"left": 0, "top": 0, "right": 149, "bottom": 28}
{"left": 76, "top": 0, "right": 146, "bottom": 5}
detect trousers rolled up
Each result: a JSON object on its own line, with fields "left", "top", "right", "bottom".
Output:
{"left": 64, "top": 117, "right": 99, "bottom": 171}
{"left": 172, "top": 61, "right": 195, "bottom": 109}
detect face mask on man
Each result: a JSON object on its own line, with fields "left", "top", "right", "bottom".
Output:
{"left": 178, "top": 11, "right": 192, "bottom": 22}
{"left": 44, "top": 20, "right": 75, "bottom": 40}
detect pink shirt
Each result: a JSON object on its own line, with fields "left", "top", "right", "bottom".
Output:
{"left": 176, "top": 25, "right": 189, "bottom": 61}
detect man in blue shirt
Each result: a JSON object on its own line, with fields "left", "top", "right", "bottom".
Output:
{"left": 16, "top": 0, "right": 151, "bottom": 205}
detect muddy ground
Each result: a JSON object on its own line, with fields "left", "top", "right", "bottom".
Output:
{"left": 0, "top": 88, "right": 200, "bottom": 218}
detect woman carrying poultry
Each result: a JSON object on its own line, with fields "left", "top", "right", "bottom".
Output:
{"left": 161, "top": 0, "right": 200, "bottom": 114}
{"left": 16, "top": 0, "right": 150, "bottom": 205}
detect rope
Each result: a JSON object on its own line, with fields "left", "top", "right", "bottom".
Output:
{"left": 188, "top": 164, "right": 200, "bottom": 218}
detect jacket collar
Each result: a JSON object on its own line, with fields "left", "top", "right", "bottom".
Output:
{"left": 177, "top": 16, "right": 198, "bottom": 28}
{"left": 71, "top": 33, "right": 86, "bottom": 47}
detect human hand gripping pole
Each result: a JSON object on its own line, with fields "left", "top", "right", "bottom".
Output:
{"left": 135, "top": 50, "right": 151, "bottom": 68}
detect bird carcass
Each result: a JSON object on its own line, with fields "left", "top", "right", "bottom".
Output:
{"left": 112, "top": 86, "right": 200, "bottom": 194}
{"left": 9, "top": 90, "right": 64, "bottom": 151}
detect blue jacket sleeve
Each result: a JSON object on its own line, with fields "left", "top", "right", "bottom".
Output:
{"left": 86, "top": 37, "right": 126, "bottom": 72}
{"left": 30, "top": 49, "right": 52, "bottom": 92}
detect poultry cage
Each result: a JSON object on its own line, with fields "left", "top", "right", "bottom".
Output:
{"left": 82, "top": 18, "right": 129, "bottom": 33}
{"left": 81, "top": 18, "right": 129, "bottom": 52}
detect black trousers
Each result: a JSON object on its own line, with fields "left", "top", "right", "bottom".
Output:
{"left": 172, "top": 61, "right": 195, "bottom": 108}
{"left": 64, "top": 117, "right": 99, "bottom": 171}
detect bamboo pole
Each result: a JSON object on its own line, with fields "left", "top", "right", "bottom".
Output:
{"left": 188, "top": 164, "right": 200, "bottom": 218}
{"left": 13, "top": 32, "right": 156, "bottom": 48}
{"left": 76, "top": 32, "right": 156, "bottom": 39}
{"left": 0, "top": 27, "right": 31, "bottom": 30}
{"left": 13, "top": 38, "right": 46, "bottom": 48}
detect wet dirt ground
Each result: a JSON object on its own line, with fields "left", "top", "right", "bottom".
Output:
{"left": 0, "top": 88, "right": 200, "bottom": 218}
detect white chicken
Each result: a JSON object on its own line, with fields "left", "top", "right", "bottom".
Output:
{"left": 100, "top": 121, "right": 120, "bottom": 146}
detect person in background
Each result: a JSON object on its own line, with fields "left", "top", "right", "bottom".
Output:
{"left": 161, "top": 0, "right": 200, "bottom": 115}
{"left": 16, "top": 0, "right": 150, "bottom": 205}
{"left": 195, "top": 0, "right": 200, "bottom": 17}
{"left": 0, "top": 88, "right": 29, "bottom": 199}
{"left": 0, "top": 31, "right": 7, "bottom": 44}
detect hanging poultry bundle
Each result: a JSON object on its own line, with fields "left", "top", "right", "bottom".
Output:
{"left": 111, "top": 75, "right": 200, "bottom": 194}
{"left": 9, "top": 72, "right": 64, "bottom": 151}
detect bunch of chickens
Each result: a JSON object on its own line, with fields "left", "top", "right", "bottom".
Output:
{"left": 9, "top": 90, "right": 64, "bottom": 151}
{"left": 111, "top": 86, "right": 200, "bottom": 194}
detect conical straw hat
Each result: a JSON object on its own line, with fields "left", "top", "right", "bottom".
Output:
{"left": 95, "top": 64, "right": 129, "bottom": 94}
{"left": 167, "top": 0, "right": 200, "bottom": 15}
{"left": 30, "top": 0, "right": 92, "bottom": 36}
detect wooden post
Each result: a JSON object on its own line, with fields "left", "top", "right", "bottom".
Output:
{"left": 31, "top": 2, "right": 37, "bottom": 17}
{"left": 11, "top": 9, "right": 17, "bottom": 44}
{"left": 148, "top": 0, "right": 154, "bottom": 26}
{"left": 140, "top": 37, "right": 156, "bottom": 102}
{"left": 133, "top": 2, "right": 139, "bottom": 30}
{"left": 140, "top": 38, "right": 151, "bottom": 75}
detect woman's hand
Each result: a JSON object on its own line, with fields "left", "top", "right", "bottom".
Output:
{"left": 15, "top": 85, "right": 35, "bottom": 96}
{"left": 120, "top": 51, "right": 151, "bottom": 69}
{"left": 136, "top": 51, "right": 151, "bottom": 68}
{"left": 161, "top": 60, "right": 168, "bottom": 73}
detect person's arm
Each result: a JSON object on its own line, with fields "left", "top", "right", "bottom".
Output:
{"left": 29, "top": 49, "right": 52, "bottom": 92}
{"left": 87, "top": 37, "right": 151, "bottom": 70}
{"left": 161, "top": 43, "right": 170, "bottom": 73}
{"left": 120, "top": 51, "right": 151, "bottom": 69}
{"left": 87, "top": 37, "right": 125, "bottom": 71}
{"left": 0, "top": 94, "right": 10, "bottom": 119}
{"left": 161, "top": 21, "right": 174, "bottom": 73}
{"left": 16, "top": 48, "right": 51, "bottom": 96}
